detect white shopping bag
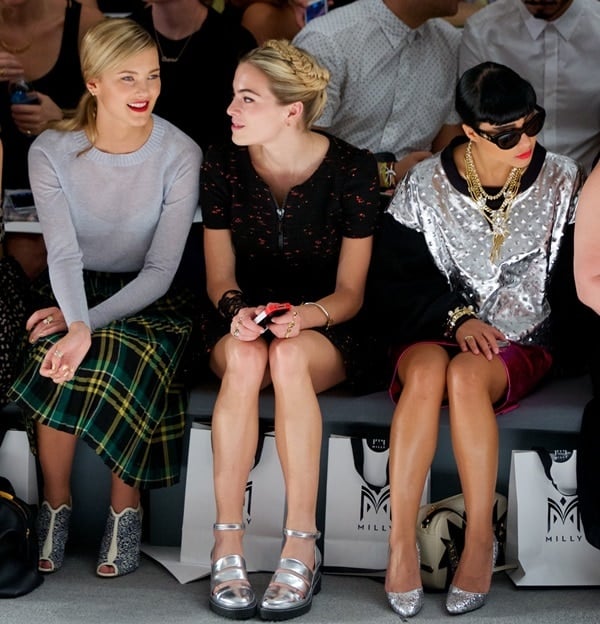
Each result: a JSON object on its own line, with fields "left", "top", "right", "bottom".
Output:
{"left": 0, "top": 429, "right": 38, "bottom": 504}
{"left": 180, "top": 424, "right": 286, "bottom": 573}
{"left": 323, "top": 434, "right": 430, "bottom": 573}
{"left": 506, "top": 449, "right": 600, "bottom": 586}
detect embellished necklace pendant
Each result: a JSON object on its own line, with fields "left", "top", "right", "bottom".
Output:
{"left": 490, "top": 232, "right": 506, "bottom": 263}
{"left": 161, "top": 55, "right": 178, "bottom": 63}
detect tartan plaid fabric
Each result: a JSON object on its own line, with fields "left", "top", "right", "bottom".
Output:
{"left": 8, "top": 272, "right": 194, "bottom": 489}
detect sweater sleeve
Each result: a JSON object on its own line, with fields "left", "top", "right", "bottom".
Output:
{"left": 87, "top": 147, "right": 201, "bottom": 330}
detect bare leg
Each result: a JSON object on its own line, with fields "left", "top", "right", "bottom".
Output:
{"left": 37, "top": 422, "right": 76, "bottom": 508}
{"left": 269, "top": 331, "right": 345, "bottom": 569}
{"left": 447, "top": 352, "right": 507, "bottom": 593}
{"left": 210, "top": 336, "right": 269, "bottom": 561}
{"left": 386, "top": 344, "right": 449, "bottom": 593}
{"left": 110, "top": 474, "right": 140, "bottom": 512}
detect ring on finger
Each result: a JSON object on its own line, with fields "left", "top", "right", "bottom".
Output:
{"left": 464, "top": 335, "right": 474, "bottom": 342}
{"left": 43, "top": 315, "right": 54, "bottom": 325}
{"left": 54, "top": 349, "right": 64, "bottom": 358}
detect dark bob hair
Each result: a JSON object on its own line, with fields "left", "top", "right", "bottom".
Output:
{"left": 455, "top": 61, "right": 537, "bottom": 129}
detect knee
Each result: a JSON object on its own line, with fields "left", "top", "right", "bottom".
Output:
{"left": 226, "top": 340, "right": 268, "bottom": 381}
{"left": 402, "top": 346, "right": 449, "bottom": 393}
{"left": 268, "top": 338, "right": 308, "bottom": 382}
{"left": 446, "top": 356, "right": 483, "bottom": 399}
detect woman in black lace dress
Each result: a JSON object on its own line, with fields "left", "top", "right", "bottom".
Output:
{"left": 0, "top": 137, "right": 28, "bottom": 410}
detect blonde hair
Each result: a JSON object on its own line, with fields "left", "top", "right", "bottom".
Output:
{"left": 51, "top": 18, "right": 157, "bottom": 147}
{"left": 241, "top": 39, "right": 330, "bottom": 128}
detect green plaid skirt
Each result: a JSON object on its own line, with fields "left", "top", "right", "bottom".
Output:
{"left": 7, "top": 271, "right": 194, "bottom": 489}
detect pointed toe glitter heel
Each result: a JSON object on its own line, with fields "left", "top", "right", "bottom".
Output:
{"left": 259, "top": 528, "right": 322, "bottom": 621}
{"left": 209, "top": 523, "right": 257, "bottom": 620}
{"left": 96, "top": 505, "right": 143, "bottom": 578}
{"left": 445, "top": 537, "right": 498, "bottom": 615}
{"left": 37, "top": 500, "right": 72, "bottom": 573}
{"left": 386, "top": 543, "right": 424, "bottom": 618}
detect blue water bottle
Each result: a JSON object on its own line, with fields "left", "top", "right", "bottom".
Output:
{"left": 9, "top": 78, "right": 39, "bottom": 105}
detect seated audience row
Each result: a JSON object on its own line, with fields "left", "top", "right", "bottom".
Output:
{"left": 1, "top": 0, "right": 600, "bottom": 620}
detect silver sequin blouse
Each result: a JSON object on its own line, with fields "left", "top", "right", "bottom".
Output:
{"left": 386, "top": 148, "right": 584, "bottom": 347}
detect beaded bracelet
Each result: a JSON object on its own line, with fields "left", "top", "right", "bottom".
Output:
{"left": 378, "top": 161, "right": 397, "bottom": 189}
{"left": 302, "top": 301, "right": 333, "bottom": 330}
{"left": 444, "top": 304, "right": 476, "bottom": 339}
{"left": 217, "top": 289, "right": 248, "bottom": 322}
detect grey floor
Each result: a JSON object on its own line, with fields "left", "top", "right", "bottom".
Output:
{"left": 3, "top": 546, "right": 600, "bottom": 624}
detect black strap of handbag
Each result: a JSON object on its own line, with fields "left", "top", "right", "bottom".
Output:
{"left": 532, "top": 446, "right": 575, "bottom": 497}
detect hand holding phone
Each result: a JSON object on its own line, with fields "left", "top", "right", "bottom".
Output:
{"left": 253, "top": 302, "right": 292, "bottom": 328}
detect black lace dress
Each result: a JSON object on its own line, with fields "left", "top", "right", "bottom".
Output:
{"left": 0, "top": 211, "right": 28, "bottom": 410}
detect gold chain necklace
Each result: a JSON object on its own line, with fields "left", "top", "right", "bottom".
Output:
{"left": 0, "top": 37, "right": 32, "bottom": 55}
{"left": 464, "top": 141, "right": 525, "bottom": 263}
{"left": 153, "top": 25, "right": 194, "bottom": 63}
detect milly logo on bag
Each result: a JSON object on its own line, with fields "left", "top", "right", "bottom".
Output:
{"left": 357, "top": 485, "right": 391, "bottom": 532}
{"left": 545, "top": 494, "right": 583, "bottom": 542}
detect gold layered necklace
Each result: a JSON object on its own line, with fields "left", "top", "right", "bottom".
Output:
{"left": 464, "top": 141, "right": 524, "bottom": 263}
{"left": 153, "top": 24, "right": 194, "bottom": 63}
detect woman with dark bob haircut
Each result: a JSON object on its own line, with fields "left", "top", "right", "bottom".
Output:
{"left": 369, "top": 61, "right": 587, "bottom": 617}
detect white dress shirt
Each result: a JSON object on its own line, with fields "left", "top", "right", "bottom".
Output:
{"left": 459, "top": 0, "right": 600, "bottom": 173}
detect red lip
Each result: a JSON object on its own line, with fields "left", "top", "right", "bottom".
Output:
{"left": 517, "top": 150, "right": 532, "bottom": 160}
{"left": 128, "top": 102, "right": 149, "bottom": 113}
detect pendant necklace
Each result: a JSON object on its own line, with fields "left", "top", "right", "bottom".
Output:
{"left": 464, "top": 141, "right": 525, "bottom": 263}
{"left": 153, "top": 25, "right": 194, "bottom": 63}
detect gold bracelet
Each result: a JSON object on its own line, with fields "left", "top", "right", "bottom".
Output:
{"left": 445, "top": 304, "right": 476, "bottom": 338}
{"left": 377, "top": 161, "right": 396, "bottom": 189}
{"left": 302, "top": 301, "right": 332, "bottom": 330}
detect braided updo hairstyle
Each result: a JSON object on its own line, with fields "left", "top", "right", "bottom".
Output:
{"left": 241, "top": 39, "right": 330, "bottom": 128}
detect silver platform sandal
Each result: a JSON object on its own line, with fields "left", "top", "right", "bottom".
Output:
{"left": 209, "top": 523, "right": 257, "bottom": 620}
{"left": 446, "top": 537, "right": 499, "bottom": 615}
{"left": 259, "top": 528, "right": 322, "bottom": 621}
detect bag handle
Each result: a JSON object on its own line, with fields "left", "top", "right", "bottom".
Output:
{"left": 532, "top": 447, "right": 575, "bottom": 497}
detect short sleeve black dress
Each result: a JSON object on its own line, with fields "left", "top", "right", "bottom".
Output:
{"left": 196, "top": 132, "right": 381, "bottom": 388}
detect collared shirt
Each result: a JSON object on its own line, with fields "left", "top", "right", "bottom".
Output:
{"left": 459, "top": 0, "right": 600, "bottom": 173}
{"left": 293, "top": 0, "right": 461, "bottom": 159}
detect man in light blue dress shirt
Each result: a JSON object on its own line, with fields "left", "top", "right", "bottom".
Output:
{"left": 459, "top": 0, "right": 600, "bottom": 173}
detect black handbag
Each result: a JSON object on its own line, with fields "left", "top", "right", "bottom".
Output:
{"left": 0, "top": 474, "right": 43, "bottom": 598}
{"left": 577, "top": 398, "right": 600, "bottom": 550}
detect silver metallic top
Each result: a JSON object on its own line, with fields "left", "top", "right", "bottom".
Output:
{"left": 387, "top": 149, "right": 583, "bottom": 346}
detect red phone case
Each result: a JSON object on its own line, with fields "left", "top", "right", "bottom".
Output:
{"left": 254, "top": 302, "right": 292, "bottom": 327}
